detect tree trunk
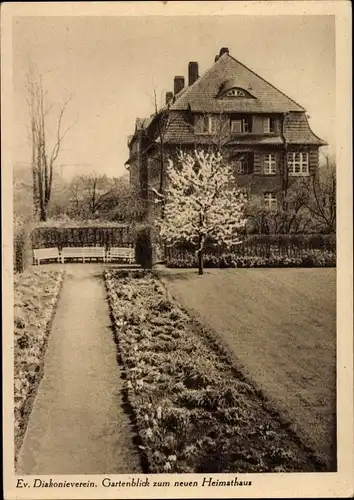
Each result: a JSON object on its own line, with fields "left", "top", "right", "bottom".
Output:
{"left": 198, "top": 249, "right": 204, "bottom": 275}
{"left": 197, "top": 214, "right": 204, "bottom": 275}
{"left": 40, "top": 205, "right": 47, "bottom": 222}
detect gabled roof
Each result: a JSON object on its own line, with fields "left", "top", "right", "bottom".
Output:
{"left": 170, "top": 52, "right": 305, "bottom": 113}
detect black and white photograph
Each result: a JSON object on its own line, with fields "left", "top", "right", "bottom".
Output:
{"left": 2, "top": 1, "right": 353, "bottom": 499}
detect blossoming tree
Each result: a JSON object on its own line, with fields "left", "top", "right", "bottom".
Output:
{"left": 156, "top": 149, "right": 247, "bottom": 275}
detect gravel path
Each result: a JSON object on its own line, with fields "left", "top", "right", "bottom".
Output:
{"left": 17, "top": 264, "right": 141, "bottom": 474}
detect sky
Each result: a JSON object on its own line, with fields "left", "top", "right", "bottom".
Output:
{"left": 12, "top": 14, "right": 335, "bottom": 180}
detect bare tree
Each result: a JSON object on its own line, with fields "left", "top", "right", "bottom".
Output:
{"left": 300, "top": 155, "right": 336, "bottom": 233}
{"left": 26, "top": 62, "right": 74, "bottom": 221}
{"left": 78, "top": 174, "right": 115, "bottom": 217}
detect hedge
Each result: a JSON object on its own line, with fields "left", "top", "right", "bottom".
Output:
{"left": 165, "top": 234, "right": 336, "bottom": 268}
{"left": 165, "top": 234, "right": 335, "bottom": 258}
{"left": 166, "top": 249, "right": 335, "bottom": 269}
{"left": 31, "top": 225, "right": 136, "bottom": 250}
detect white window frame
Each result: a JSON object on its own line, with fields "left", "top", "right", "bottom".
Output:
{"left": 287, "top": 152, "right": 309, "bottom": 176}
{"left": 235, "top": 158, "right": 248, "bottom": 174}
{"left": 263, "top": 117, "right": 275, "bottom": 134}
{"left": 195, "top": 115, "right": 220, "bottom": 135}
{"left": 227, "top": 88, "right": 247, "bottom": 97}
{"left": 264, "top": 153, "right": 277, "bottom": 175}
{"left": 209, "top": 115, "right": 219, "bottom": 134}
{"left": 231, "top": 117, "right": 250, "bottom": 134}
{"left": 234, "top": 153, "right": 252, "bottom": 175}
{"left": 194, "top": 115, "right": 209, "bottom": 134}
{"left": 264, "top": 192, "right": 277, "bottom": 210}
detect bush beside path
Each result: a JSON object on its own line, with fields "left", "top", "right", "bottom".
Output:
{"left": 14, "top": 269, "right": 64, "bottom": 460}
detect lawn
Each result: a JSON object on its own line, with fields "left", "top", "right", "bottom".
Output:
{"left": 106, "top": 269, "right": 330, "bottom": 473}
{"left": 157, "top": 267, "right": 336, "bottom": 470}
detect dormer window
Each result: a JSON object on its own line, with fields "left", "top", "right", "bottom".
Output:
{"left": 226, "top": 88, "right": 248, "bottom": 97}
{"left": 217, "top": 79, "right": 255, "bottom": 99}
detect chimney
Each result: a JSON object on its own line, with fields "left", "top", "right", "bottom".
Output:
{"left": 174, "top": 76, "right": 185, "bottom": 95}
{"left": 165, "top": 91, "right": 173, "bottom": 105}
{"left": 188, "top": 62, "right": 199, "bottom": 86}
{"left": 219, "top": 47, "right": 229, "bottom": 57}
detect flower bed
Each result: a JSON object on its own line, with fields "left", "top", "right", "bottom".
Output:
{"left": 105, "top": 269, "right": 326, "bottom": 473}
{"left": 166, "top": 249, "right": 336, "bottom": 268}
{"left": 14, "top": 269, "right": 64, "bottom": 459}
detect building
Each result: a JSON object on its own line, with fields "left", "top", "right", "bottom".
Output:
{"left": 126, "top": 47, "right": 326, "bottom": 220}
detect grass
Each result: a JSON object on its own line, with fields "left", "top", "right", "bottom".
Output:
{"left": 14, "top": 268, "right": 64, "bottom": 460}
{"left": 157, "top": 267, "right": 336, "bottom": 470}
{"left": 105, "top": 269, "right": 328, "bottom": 473}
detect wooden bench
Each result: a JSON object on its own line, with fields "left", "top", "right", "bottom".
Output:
{"left": 106, "top": 247, "right": 135, "bottom": 264}
{"left": 33, "top": 248, "right": 61, "bottom": 265}
{"left": 61, "top": 246, "right": 106, "bottom": 263}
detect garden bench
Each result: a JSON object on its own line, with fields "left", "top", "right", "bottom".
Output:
{"left": 106, "top": 247, "right": 135, "bottom": 264}
{"left": 61, "top": 246, "right": 106, "bottom": 263}
{"left": 33, "top": 247, "right": 61, "bottom": 265}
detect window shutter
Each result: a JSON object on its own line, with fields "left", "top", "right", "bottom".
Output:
{"left": 263, "top": 118, "right": 270, "bottom": 133}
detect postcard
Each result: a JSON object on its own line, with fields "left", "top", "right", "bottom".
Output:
{"left": 2, "top": 1, "right": 353, "bottom": 498}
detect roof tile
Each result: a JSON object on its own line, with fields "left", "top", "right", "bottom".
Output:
{"left": 170, "top": 53, "right": 305, "bottom": 113}
{"left": 284, "top": 113, "right": 327, "bottom": 145}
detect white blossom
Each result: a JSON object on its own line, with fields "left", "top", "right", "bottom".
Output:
{"left": 156, "top": 149, "right": 247, "bottom": 270}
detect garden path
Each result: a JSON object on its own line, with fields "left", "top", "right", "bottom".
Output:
{"left": 17, "top": 264, "right": 142, "bottom": 474}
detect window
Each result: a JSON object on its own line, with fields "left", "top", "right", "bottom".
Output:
{"left": 264, "top": 192, "right": 277, "bottom": 210}
{"left": 217, "top": 81, "right": 255, "bottom": 99}
{"left": 194, "top": 115, "right": 209, "bottom": 134}
{"left": 234, "top": 153, "right": 253, "bottom": 174}
{"left": 230, "top": 116, "right": 252, "bottom": 133}
{"left": 194, "top": 115, "right": 220, "bottom": 135}
{"left": 264, "top": 153, "right": 277, "bottom": 175}
{"left": 287, "top": 152, "right": 309, "bottom": 175}
{"left": 263, "top": 117, "right": 275, "bottom": 133}
{"left": 227, "top": 88, "right": 247, "bottom": 97}
{"left": 209, "top": 115, "right": 219, "bottom": 134}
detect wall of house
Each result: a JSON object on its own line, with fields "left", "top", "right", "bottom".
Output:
{"left": 165, "top": 112, "right": 285, "bottom": 143}
{"left": 128, "top": 161, "right": 139, "bottom": 188}
{"left": 232, "top": 147, "right": 319, "bottom": 208}
{"left": 141, "top": 131, "right": 320, "bottom": 215}
{"left": 309, "top": 147, "right": 319, "bottom": 174}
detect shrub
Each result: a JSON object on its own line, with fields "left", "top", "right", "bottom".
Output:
{"left": 135, "top": 226, "right": 153, "bottom": 269}
{"left": 14, "top": 269, "right": 64, "bottom": 459}
{"left": 165, "top": 233, "right": 335, "bottom": 260}
{"left": 31, "top": 224, "right": 136, "bottom": 250}
{"left": 166, "top": 249, "right": 335, "bottom": 269}
{"left": 14, "top": 219, "right": 33, "bottom": 274}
